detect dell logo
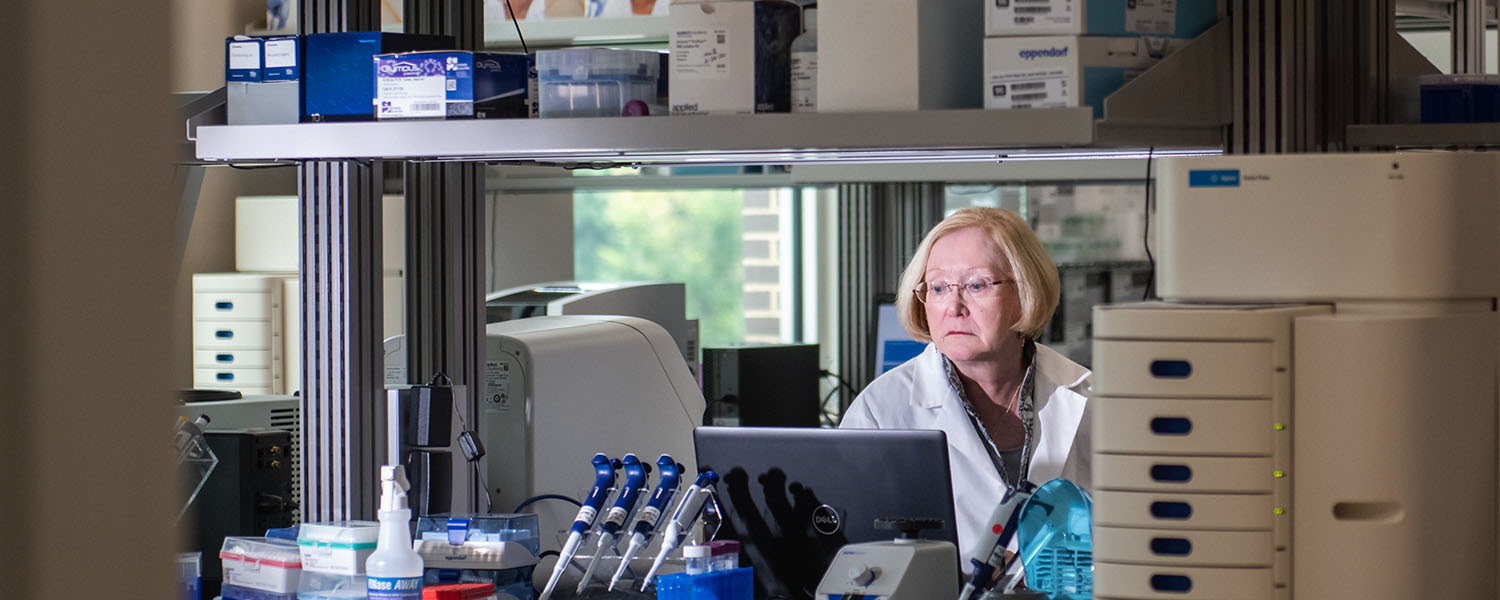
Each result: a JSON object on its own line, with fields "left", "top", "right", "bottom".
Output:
{"left": 812, "top": 504, "right": 842, "bottom": 536}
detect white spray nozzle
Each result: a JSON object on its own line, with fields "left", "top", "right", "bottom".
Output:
{"left": 380, "top": 464, "right": 412, "bottom": 511}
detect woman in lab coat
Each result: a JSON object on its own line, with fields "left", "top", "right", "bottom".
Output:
{"left": 840, "top": 207, "right": 1091, "bottom": 559}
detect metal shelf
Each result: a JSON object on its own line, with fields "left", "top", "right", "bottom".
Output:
{"left": 1346, "top": 122, "right": 1500, "bottom": 148}
{"left": 194, "top": 108, "right": 1222, "bottom": 167}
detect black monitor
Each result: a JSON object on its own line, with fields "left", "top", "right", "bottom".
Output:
{"left": 873, "top": 294, "right": 924, "bottom": 375}
{"left": 694, "top": 426, "right": 959, "bottom": 600}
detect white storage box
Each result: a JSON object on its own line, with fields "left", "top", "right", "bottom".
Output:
{"left": 236, "top": 195, "right": 407, "bottom": 274}
{"left": 987, "top": 0, "right": 1220, "bottom": 38}
{"left": 297, "top": 521, "right": 380, "bottom": 575}
{"left": 1090, "top": 490, "right": 1274, "bottom": 531}
{"left": 668, "top": 0, "right": 801, "bottom": 115}
{"left": 1093, "top": 454, "right": 1275, "bottom": 494}
{"left": 537, "top": 48, "right": 661, "bottom": 118}
{"left": 220, "top": 537, "right": 302, "bottom": 594}
{"left": 818, "top": 0, "right": 983, "bottom": 111}
{"left": 297, "top": 569, "right": 368, "bottom": 599}
{"left": 982, "top": 35, "right": 1180, "bottom": 118}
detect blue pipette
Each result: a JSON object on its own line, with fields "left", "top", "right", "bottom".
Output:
{"left": 640, "top": 470, "right": 719, "bottom": 591}
{"left": 538, "top": 453, "right": 620, "bottom": 600}
{"left": 576, "top": 453, "right": 652, "bottom": 593}
{"left": 608, "top": 455, "right": 683, "bottom": 591}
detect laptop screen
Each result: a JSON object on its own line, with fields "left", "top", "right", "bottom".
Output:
{"left": 693, "top": 426, "right": 959, "bottom": 600}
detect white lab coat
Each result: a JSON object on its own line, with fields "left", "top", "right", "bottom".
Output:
{"left": 840, "top": 342, "right": 1092, "bottom": 558}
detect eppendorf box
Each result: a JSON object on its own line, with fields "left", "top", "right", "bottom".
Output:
{"left": 375, "top": 51, "right": 534, "bottom": 119}
{"left": 668, "top": 0, "right": 802, "bottom": 115}
{"left": 982, "top": 35, "right": 1179, "bottom": 118}
{"left": 987, "top": 0, "right": 1220, "bottom": 38}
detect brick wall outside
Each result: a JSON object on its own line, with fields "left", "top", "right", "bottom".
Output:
{"left": 742, "top": 189, "right": 783, "bottom": 343}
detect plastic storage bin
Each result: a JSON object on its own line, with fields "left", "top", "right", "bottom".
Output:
{"left": 222, "top": 583, "right": 300, "bottom": 600}
{"left": 656, "top": 567, "right": 752, "bottom": 600}
{"left": 536, "top": 48, "right": 661, "bottom": 118}
{"left": 221, "top": 537, "right": 303, "bottom": 594}
{"left": 416, "top": 513, "right": 540, "bottom": 600}
{"left": 298, "top": 521, "right": 380, "bottom": 575}
{"left": 297, "top": 570, "right": 367, "bottom": 599}
{"left": 423, "top": 582, "right": 497, "bottom": 600}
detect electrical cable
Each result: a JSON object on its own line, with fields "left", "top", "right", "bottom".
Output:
{"left": 503, "top": 0, "right": 530, "bottom": 55}
{"left": 514, "top": 493, "right": 584, "bottom": 513}
{"left": 1142, "top": 147, "right": 1156, "bottom": 301}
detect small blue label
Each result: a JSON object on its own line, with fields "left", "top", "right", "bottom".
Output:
{"left": 367, "top": 576, "right": 422, "bottom": 599}
{"left": 1188, "top": 169, "right": 1240, "bottom": 187}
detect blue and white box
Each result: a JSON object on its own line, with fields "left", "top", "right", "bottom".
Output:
{"left": 226, "top": 36, "right": 263, "bottom": 82}
{"left": 982, "top": 35, "right": 1181, "bottom": 118}
{"left": 261, "top": 36, "right": 299, "bottom": 82}
{"left": 375, "top": 51, "right": 533, "bottom": 120}
{"left": 987, "top": 0, "right": 1219, "bottom": 39}
{"left": 302, "top": 32, "right": 454, "bottom": 122}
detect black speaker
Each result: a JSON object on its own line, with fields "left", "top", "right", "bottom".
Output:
{"left": 702, "top": 344, "right": 821, "bottom": 427}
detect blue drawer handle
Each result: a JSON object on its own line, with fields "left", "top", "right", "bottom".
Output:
{"left": 1151, "top": 464, "right": 1193, "bottom": 482}
{"left": 1151, "top": 574, "right": 1193, "bottom": 592}
{"left": 1150, "top": 501, "right": 1193, "bottom": 519}
{"left": 1151, "top": 417, "right": 1193, "bottom": 435}
{"left": 215, "top": 354, "right": 234, "bottom": 363}
{"left": 1150, "top": 537, "right": 1193, "bottom": 556}
{"left": 215, "top": 330, "right": 234, "bottom": 339}
{"left": 215, "top": 301, "right": 234, "bottom": 310}
{"left": 216, "top": 372, "right": 234, "bottom": 381}
{"left": 1150, "top": 360, "right": 1193, "bottom": 378}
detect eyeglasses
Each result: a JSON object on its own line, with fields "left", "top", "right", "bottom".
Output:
{"left": 913, "top": 277, "right": 1013, "bottom": 304}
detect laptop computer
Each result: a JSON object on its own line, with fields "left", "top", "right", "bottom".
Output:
{"left": 694, "top": 426, "right": 959, "bottom": 600}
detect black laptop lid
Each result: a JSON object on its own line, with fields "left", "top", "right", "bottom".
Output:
{"left": 693, "top": 426, "right": 959, "bottom": 600}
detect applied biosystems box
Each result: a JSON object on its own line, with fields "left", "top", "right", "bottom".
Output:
{"left": 376, "top": 51, "right": 534, "bottom": 119}
{"left": 987, "top": 0, "right": 1220, "bottom": 38}
{"left": 982, "top": 35, "right": 1176, "bottom": 118}
{"left": 669, "top": 0, "right": 801, "bottom": 115}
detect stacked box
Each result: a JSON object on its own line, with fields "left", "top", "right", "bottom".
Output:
{"left": 302, "top": 32, "right": 454, "bottom": 122}
{"left": 226, "top": 35, "right": 300, "bottom": 125}
{"left": 818, "top": 0, "right": 984, "bottom": 111}
{"left": 982, "top": 0, "right": 1218, "bottom": 118}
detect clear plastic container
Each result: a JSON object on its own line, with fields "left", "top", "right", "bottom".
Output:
{"left": 421, "top": 582, "right": 497, "bottom": 600}
{"left": 683, "top": 544, "right": 712, "bottom": 575}
{"left": 297, "top": 569, "right": 367, "bottom": 599}
{"left": 222, "top": 583, "right": 300, "bottom": 600}
{"left": 536, "top": 48, "right": 661, "bottom": 118}
{"left": 221, "top": 537, "right": 303, "bottom": 594}
{"left": 790, "top": 5, "right": 818, "bottom": 113}
{"left": 708, "top": 540, "right": 739, "bottom": 571}
{"left": 415, "top": 513, "right": 540, "bottom": 553}
{"left": 298, "top": 521, "right": 380, "bottom": 575}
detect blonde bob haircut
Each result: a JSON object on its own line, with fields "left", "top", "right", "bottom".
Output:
{"left": 896, "top": 207, "right": 1060, "bottom": 342}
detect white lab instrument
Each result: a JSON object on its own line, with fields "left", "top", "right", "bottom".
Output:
{"left": 1092, "top": 152, "right": 1500, "bottom": 600}
{"left": 484, "top": 280, "right": 696, "bottom": 375}
{"left": 640, "top": 471, "right": 719, "bottom": 590}
{"left": 483, "top": 315, "right": 704, "bottom": 566}
{"left": 815, "top": 519, "right": 960, "bottom": 600}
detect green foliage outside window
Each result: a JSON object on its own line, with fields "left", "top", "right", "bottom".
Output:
{"left": 574, "top": 190, "right": 746, "bottom": 348}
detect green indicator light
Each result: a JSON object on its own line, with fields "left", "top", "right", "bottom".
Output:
{"left": 1274, "top": 423, "right": 1285, "bottom": 431}
{"left": 1274, "top": 507, "right": 1285, "bottom": 515}
{"left": 1273, "top": 470, "right": 1285, "bottom": 478}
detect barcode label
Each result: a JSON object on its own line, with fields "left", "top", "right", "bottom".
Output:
{"left": 988, "top": 69, "right": 1070, "bottom": 110}
{"left": 1016, "top": 16, "right": 1033, "bottom": 23}
{"left": 993, "top": 0, "right": 1072, "bottom": 30}
{"left": 412, "top": 102, "right": 442, "bottom": 112}
{"left": 1016, "top": 6, "right": 1052, "bottom": 13}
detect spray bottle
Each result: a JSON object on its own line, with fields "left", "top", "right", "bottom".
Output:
{"left": 367, "top": 465, "right": 424, "bottom": 600}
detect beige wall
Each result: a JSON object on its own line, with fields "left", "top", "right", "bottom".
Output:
{"left": 3, "top": 2, "right": 177, "bottom": 598}
{"left": 173, "top": 0, "right": 268, "bottom": 92}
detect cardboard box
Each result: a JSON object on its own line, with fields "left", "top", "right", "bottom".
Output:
{"left": 669, "top": 0, "right": 801, "bottom": 115}
{"left": 818, "top": 0, "right": 984, "bottom": 111}
{"left": 302, "top": 32, "right": 454, "bottom": 122}
{"left": 225, "top": 37, "right": 263, "bottom": 82}
{"left": 375, "top": 51, "right": 533, "bottom": 120}
{"left": 987, "top": 0, "right": 1219, "bottom": 39}
{"left": 982, "top": 35, "right": 1177, "bottom": 118}
{"left": 261, "top": 36, "right": 299, "bottom": 81}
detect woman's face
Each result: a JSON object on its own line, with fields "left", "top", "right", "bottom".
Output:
{"left": 922, "top": 226, "right": 1023, "bottom": 363}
